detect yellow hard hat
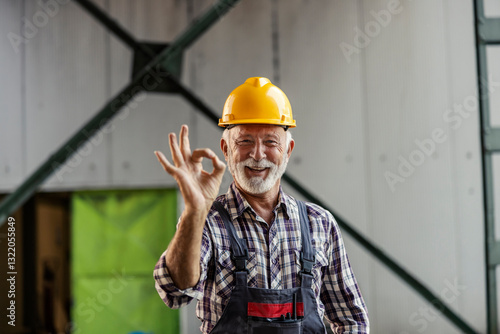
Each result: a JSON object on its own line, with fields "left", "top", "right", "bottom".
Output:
{"left": 218, "top": 77, "right": 296, "bottom": 128}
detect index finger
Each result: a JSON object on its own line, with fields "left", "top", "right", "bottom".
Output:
{"left": 191, "top": 148, "right": 215, "bottom": 164}
{"left": 179, "top": 125, "right": 192, "bottom": 160}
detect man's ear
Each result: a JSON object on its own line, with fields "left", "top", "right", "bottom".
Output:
{"left": 221, "top": 137, "right": 229, "bottom": 161}
{"left": 287, "top": 139, "right": 295, "bottom": 158}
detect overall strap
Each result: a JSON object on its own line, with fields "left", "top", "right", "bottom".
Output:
{"left": 212, "top": 201, "right": 249, "bottom": 273}
{"left": 296, "top": 200, "right": 315, "bottom": 276}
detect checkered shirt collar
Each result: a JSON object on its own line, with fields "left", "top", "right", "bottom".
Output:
{"left": 226, "top": 182, "right": 292, "bottom": 222}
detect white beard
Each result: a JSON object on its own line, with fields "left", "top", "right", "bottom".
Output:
{"left": 227, "top": 148, "right": 289, "bottom": 195}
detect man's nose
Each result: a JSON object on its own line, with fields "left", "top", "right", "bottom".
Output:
{"left": 249, "top": 143, "right": 266, "bottom": 161}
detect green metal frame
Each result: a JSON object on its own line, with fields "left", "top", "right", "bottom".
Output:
{"left": 0, "top": 0, "right": 479, "bottom": 332}
{"left": 474, "top": 2, "right": 500, "bottom": 333}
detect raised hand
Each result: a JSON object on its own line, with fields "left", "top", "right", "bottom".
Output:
{"left": 154, "top": 125, "right": 226, "bottom": 213}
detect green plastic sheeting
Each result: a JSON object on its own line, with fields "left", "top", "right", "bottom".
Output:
{"left": 71, "top": 189, "right": 179, "bottom": 334}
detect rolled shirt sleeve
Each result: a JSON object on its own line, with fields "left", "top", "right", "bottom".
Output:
{"left": 153, "top": 224, "right": 212, "bottom": 309}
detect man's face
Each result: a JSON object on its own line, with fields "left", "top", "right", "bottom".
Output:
{"left": 221, "top": 124, "right": 294, "bottom": 195}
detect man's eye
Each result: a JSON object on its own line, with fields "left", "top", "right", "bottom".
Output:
{"left": 266, "top": 140, "right": 278, "bottom": 145}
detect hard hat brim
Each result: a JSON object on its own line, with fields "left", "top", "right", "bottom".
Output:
{"left": 218, "top": 118, "right": 296, "bottom": 128}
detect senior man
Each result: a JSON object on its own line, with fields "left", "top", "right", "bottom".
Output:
{"left": 153, "top": 77, "right": 369, "bottom": 333}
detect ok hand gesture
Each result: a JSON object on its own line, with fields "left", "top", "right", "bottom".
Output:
{"left": 154, "top": 125, "right": 226, "bottom": 213}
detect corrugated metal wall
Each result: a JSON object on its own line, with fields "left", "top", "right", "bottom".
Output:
{"left": 0, "top": 0, "right": 490, "bottom": 332}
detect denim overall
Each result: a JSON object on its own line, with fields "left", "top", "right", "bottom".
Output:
{"left": 210, "top": 200, "right": 327, "bottom": 334}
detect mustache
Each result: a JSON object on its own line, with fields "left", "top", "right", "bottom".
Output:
{"left": 238, "top": 158, "right": 276, "bottom": 169}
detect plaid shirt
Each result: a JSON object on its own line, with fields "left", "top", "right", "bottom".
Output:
{"left": 154, "top": 183, "right": 369, "bottom": 333}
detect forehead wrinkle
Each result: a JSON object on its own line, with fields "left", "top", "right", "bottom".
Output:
{"left": 234, "top": 126, "right": 285, "bottom": 140}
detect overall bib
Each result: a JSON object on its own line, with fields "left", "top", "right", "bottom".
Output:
{"left": 210, "top": 200, "right": 327, "bottom": 334}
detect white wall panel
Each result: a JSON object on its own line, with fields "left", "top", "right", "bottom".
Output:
{"left": 444, "top": 0, "right": 485, "bottom": 330}
{"left": 24, "top": 0, "right": 110, "bottom": 190}
{"left": 362, "top": 0, "right": 459, "bottom": 332}
{"left": 0, "top": 1, "right": 24, "bottom": 191}
{"left": 276, "top": 0, "right": 375, "bottom": 325}
{"left": 484, "top": 0, "right": 500, "bottom": 17}
{"left": 487, "top": 46, "right": 500, "bottom": 127}
{"left": 108, "top": 0, "right": 191, "bottom": 188}
{"left": 495, "top": 153, "right": 500, "bottom": 242}
{"left": 361, "top": 0, "right": 483, "bottom": 332}
{"left": 117, "top": 0, "right": 188, "bottom": 42}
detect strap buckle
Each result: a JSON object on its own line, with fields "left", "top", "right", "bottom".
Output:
{"left": 232, "top": 248, "right": 249, "bottom": 272}
{"left": 300, "top": 252, "right": 315, "bottom": 275}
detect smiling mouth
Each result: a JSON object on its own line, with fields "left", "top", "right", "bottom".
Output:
{"left": 246, "top": 166, "right": 268, "bottom": 172}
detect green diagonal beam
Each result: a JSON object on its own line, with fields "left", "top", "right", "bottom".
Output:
{"left": 0, "top": 0, "right": 243, "bottom": 225}
{"left": 73, "top": 0, "right": 227, "bottom": 124}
